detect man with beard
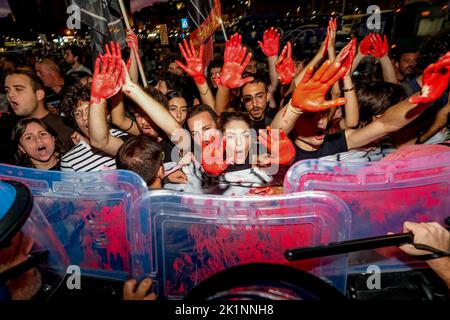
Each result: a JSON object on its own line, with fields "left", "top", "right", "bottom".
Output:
{"left": 240, "top": 77, "right": 278, "bottom": 132}
{"left": 64, "top": 45, "right": 92, "bottom": 76}
{"left": 396, "top": 51, "right": 419, "bottom": 96}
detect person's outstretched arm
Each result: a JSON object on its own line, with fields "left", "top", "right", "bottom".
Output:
{"left": 109, "top": 92, "right": 140, "bottom": 135}
{"left": 345, "top": 52, "right": 450, "bottom": 150}
{"left": 259, "top": 28, "right": 280, "bottom": 97}
{"left": 271, "top": 39, "right": 355, "bottom": 134}
{"left": 89, "top": 42, "right": 126, "bottom": 156}
{"left": 176, "top": 39, "right": 215, "bottom": 108}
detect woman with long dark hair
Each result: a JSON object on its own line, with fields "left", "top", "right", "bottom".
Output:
{"left": 11, "top": 118, "right": 64, "bottom": 171}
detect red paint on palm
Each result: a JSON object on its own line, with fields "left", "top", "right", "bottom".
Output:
{"left": 258, "top": 27, "right": 280, "bottom": 57}
{"left": 175, "top": 39, "right": 206, "bottom": 84}
{"left": 90, "top": 42, "right": 125, "bottom": 104}
{"left": 359, "top": 33, "right": 373, "bottom": 56}
{"left": 370, "top": 33, "right": 389, "bottom": 58}
{"left": 258, "top": 126, "right": 295, "bottom": 166}
{"left": 340, "top": 38, "right": 357, "bottom": 73}
{"left": 409, "top": 51, "right": 450, "bottom": 104}
{"left": 276, "top": 41, "right": 295, "bottom": 85}
{"left": 201, "top": 135, "right": 228, "bottom": 175}
{"left": 218, "top": 33, "right": 254, "bottom": 88}
{"left": 292, "top": 59, "right": 347, "bottom": 112}
{"left": 322, "top": 17, "right": 337, "bottom": 58}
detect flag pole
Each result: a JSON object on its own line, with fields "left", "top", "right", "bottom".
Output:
{"left": 117, "top": 0, "right": 148, "bottom": 87}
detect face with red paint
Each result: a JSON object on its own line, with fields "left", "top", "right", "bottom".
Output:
{"left": 294, "top": 110, "right": 329, "bottom": 151}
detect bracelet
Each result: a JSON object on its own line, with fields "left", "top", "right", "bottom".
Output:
{"left": 124, "top": 119, "right": 135, "bottom": 132}
{"left": 199, "top": 86, "right": 210, "bottom": 96}
{"left": 411, "top": 243, "right": 450, "bottom": 261}
{"left": 288, "top": 104, "right": 304, "bottom": 115}
{"left": 342, "top": 86, "right": 355, "bottom": 92}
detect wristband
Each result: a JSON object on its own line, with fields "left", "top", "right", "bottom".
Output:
{"left": 288, "top": 104, "right": 304, "bottom": 115}
{"left": 342, "top": 86, "right": 355, "bottom": 92}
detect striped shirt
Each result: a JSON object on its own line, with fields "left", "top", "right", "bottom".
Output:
{"left": 60, "top": 129, "right": 127, "bottom": 172}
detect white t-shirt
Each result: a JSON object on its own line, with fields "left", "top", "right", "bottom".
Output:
{"left": 60, "top": 128, "right": 127, "bottom": 172}
{"left": 164, "top": 161, "right": 273, "bottom": 196}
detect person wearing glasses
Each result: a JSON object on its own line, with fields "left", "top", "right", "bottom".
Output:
{"left": 59, "top": 84, "right": 128, "bottom": 172}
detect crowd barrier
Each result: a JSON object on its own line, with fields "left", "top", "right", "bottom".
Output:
{"left": 284, "top": 151, "right": 450, "bottom": 271}
{"left": 129, "top": 190, "right": 351, "bottom": 298}
{"left": 0, "top": 164, "right": 148, "bottom": 280}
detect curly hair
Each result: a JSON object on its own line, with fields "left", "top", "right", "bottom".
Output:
{"left": 60, "top": 83, "right": 91, "bottom": 127}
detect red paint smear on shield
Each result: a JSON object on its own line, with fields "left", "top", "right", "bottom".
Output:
{"left": 79, "top": 203, "right": 129, "bottom": 271}
{"left": 167, "top": 218, "right": 326, "bottom": 296}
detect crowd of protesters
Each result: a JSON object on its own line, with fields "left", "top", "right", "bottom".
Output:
{"left": 0, "top": 18, "right": 449, "bottom": 299}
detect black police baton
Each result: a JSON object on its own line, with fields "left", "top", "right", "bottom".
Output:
{"left": 285, "top": 217, "right": 450, "bottom": 261}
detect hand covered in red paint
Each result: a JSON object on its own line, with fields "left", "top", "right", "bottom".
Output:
{"left": 258, "top": 27, "right": 280, "bottom": 57}
{"left": 276, "top": 41, "right": 295, "bottom": 85}
{"left": 340, "top": 38, "right": 357, "bottom": 76}
{"left": 123, "top": 278, "right": 157, "bottom": 300}
{"left": 321, "top": 17, "right": 337, "bottom": 58}
{"left": 91, "top": 42, "right": 126, "bottom": 104}
{"left": 292, "top": 42, "right": 353, "bottom": 112}
{"left": 409, "top": 52, "right": 450, "bottom": 104}
{"left": 326, "top": 17, "right": 338, "bottom": 58}
{"left": 358, "top": 33, "right": 373, "bottom": 56}
{"left": 218, "top": 33, "right": 254, "bottom": 89}
{"left": 176, "top": 39, "right": 206, "bottom": 84}
{"left": 258, "top": 126, "right": 295, "bottom": 166}
{"left": 201, "top": 131, "right": 228, "bottom": 175}
{"left": 369, "top": 33, "right": 389, "bottom": 58}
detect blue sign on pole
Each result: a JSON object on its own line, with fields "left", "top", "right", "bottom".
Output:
{"left": 181, "top": 18, "right": 189, "bottom": 30}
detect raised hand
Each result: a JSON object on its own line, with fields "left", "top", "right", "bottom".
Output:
{"left": 223, "top": 33, "right": 243, "bottom": 64}
{"left": 358, "top": 33, "right": 373, "bottom": 56}
{"left": 276, "top": 41, "right": 295, "bottom": 85}
{"left": 175, "top": 39, "right": 206, "bottom": 84}
{"left": 370, "top": 33, "right": 389, "bottom": 58}
{"left": 258, "top": 126, "right": 295, "bottom": 166}
{"left": 258, "top": 27, "right": 280, "bottom": 57}
{"left": 201, "top": 132, "right": 228, "bottom": 175}
{"left": 125, "top": 28, "right": 138, "bottom": 48}
{"left": 326, "top": 17, "right": 337, "bottom": 58}
{"left": 321, "top": 17, "right": 337, "bottom": 58}
{"left": 91, "top": 41, "right": 125, "bottom": 104}
{"left": 292, "top": 56, "right": 348, "bottom": 112}
{"left": 338, "top": 38, "right": 357, "bottom": 75}
{"left": 218, "top": 33, "right": 254, "bottom": 89}
{"left": 409, "top": 52, "right": 450, "bottom": 104}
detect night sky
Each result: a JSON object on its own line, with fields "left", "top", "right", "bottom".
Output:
{"left": 0, "top": 0, "right": 168, "bottom": 17}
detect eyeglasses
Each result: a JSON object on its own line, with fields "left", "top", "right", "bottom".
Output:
{"left": 71, "top": 109, "right": 89, "bottom": 119}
